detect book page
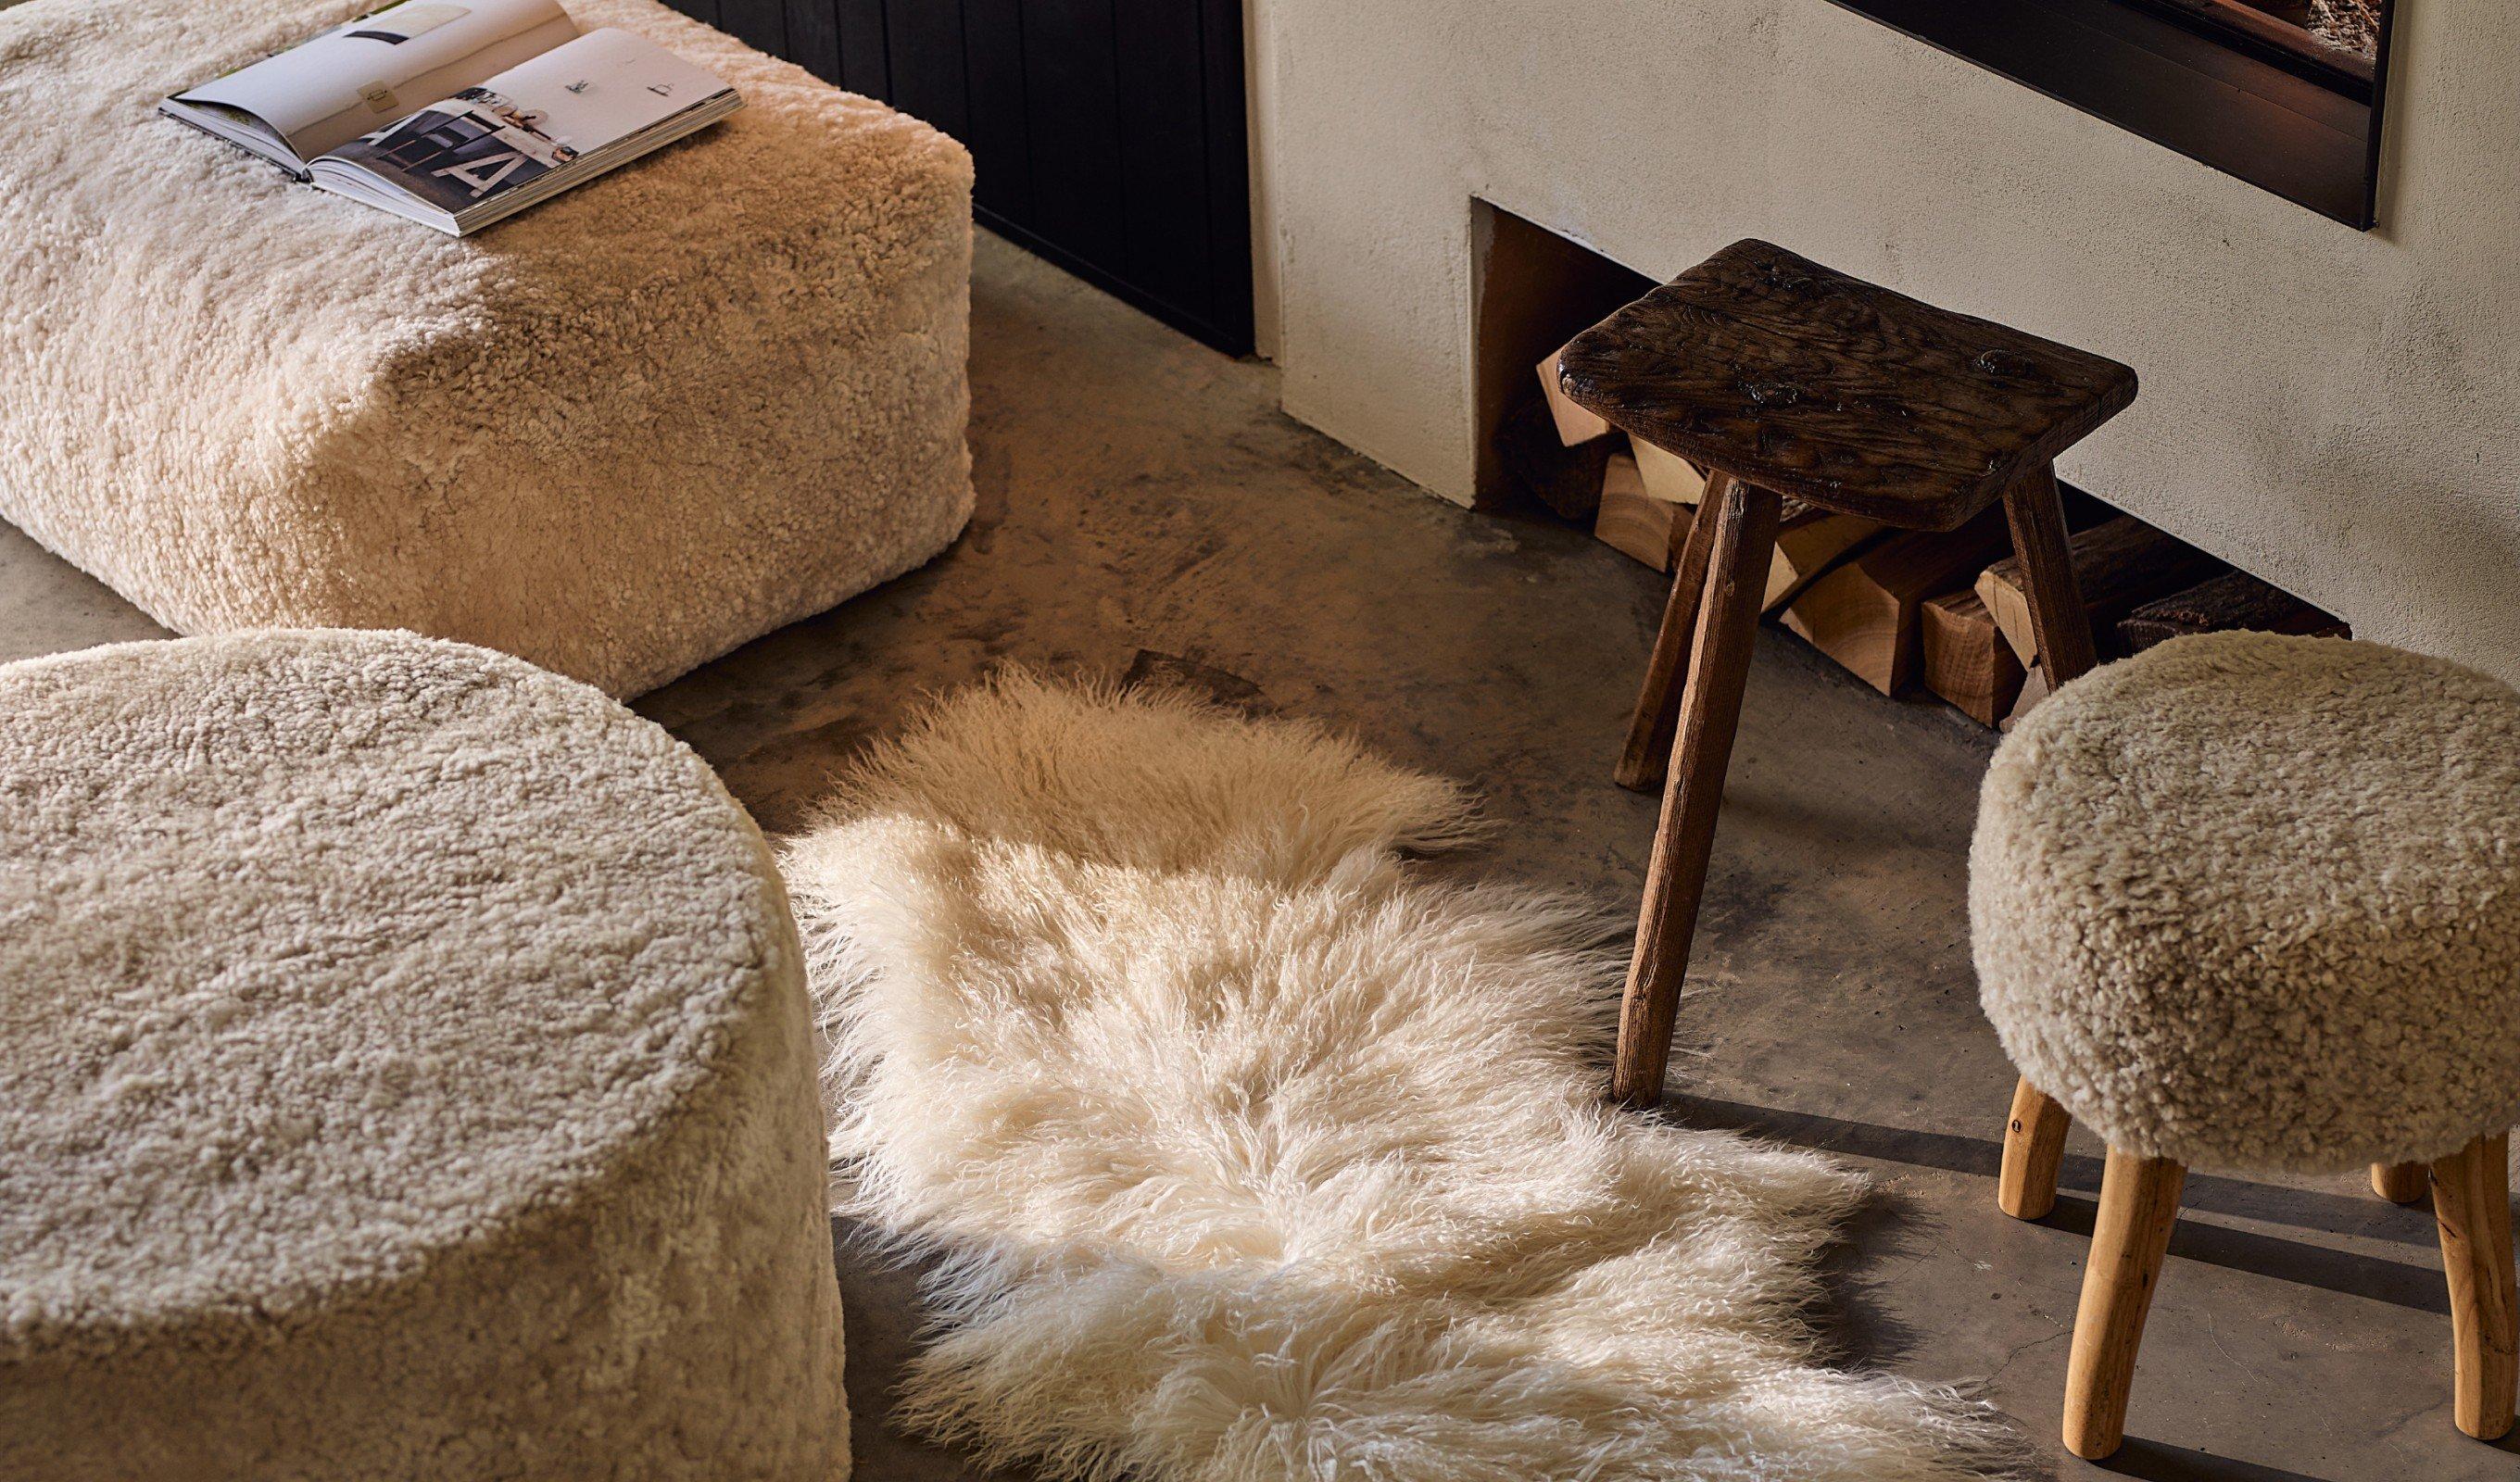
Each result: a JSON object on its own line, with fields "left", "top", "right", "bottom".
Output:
{"left": 177, "top": 0, "right": 576, "bottom": 160}
{"left": 320, "top": 29, "right": 731, "bottom": 216}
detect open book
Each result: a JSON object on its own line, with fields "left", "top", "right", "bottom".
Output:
{"left": 160, "top": 0, "right": 740, "bottom": 235}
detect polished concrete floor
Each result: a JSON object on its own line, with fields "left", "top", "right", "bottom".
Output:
{"left": 5, "top": 232, "right": 2508, "bottom": 1481}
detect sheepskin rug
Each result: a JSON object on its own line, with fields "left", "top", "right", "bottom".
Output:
{"left": 779, "top": 672, "right": 2024, "bottom": 1482}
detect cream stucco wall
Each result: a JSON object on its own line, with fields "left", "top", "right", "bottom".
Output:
{"left": 1249, "top": 0, "right": 2520, "bottom": 680}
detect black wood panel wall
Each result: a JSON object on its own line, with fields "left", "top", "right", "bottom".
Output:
{"left": 669, "top": 0, "right": 1254, "bottom": 354}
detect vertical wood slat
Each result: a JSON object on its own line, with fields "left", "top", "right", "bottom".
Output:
{"left": 783, "top": 0, "right": 841, "bottom": 82}
{"left": 1019, "top": 0, "right": 1128, "bottom": 274}
{"left": 1196, "top": 0, "right": 1253, "bottom": 348}
{"left": 1111, "top": 0, "right": 1212, "bottom": 327}
{"left": 885, "top": 0, "right": 973, "bottom": 144}
{"left": 692, "top": 0, "right": 1251, "bottom": 356}
{"left": 959, "top": 0, "right": 1034, "bottom": 220}
{"left": 835, "top": 0, "right": 890, "bottom": 97}
{"left": 717, "top": 0, "right": 788, "bottom": 58}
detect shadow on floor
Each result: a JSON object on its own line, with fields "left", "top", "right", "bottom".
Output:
{"left": 1805, "top": 1191, "right": 1936, "bottom": 1369}
{"left": 2097, "top": 1437, "right": 2341, "bottom": 1482}
{"left": 1667, "top": 1095, "right": 2450, "bottom": 1314}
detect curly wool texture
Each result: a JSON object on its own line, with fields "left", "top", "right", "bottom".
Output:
{"left": 779, "top": 672, "right": 2028, "bottom": 1482}
{"left": 1973, "top": 632, "right": 2520, "bottom": 1172}
{"left": 0, "top": 0, "right": 972, "bottom": 697}
{"left": 0, "top": 631, "right": 847, "bottom": 1481}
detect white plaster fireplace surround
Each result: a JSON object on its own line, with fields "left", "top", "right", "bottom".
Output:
{"left": 1242, "top": 0, "right": 2520, "bottom": 682}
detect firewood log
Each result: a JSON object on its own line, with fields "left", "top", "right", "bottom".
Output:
{"left": 1764, "top": 512, "right": 1886, "bottom": 613}
{"left": 2117, "top": 570, "right": 2349, "bottom": 652}
{"left": 1593, "top": 452, "right": 1677, "bottom": 569}
{"left": 1599, "top": 472, "right": 1879, "bottom": 609}
{"left": 1496, "top": 397, "right": 1613, "bottom": 521}
{"left": 1975, "top": 516, "right": 2224, "bottom": 667}
{"left": 1782, "top": 506, "right": 2013, "bottom": 695}
{"left": 1631, "top": 436, "right": 1707, "bottom": 506}
{"left": 1536, "top": 347, "right": 1611, "bottom": 446}
{"left": 2001, "top": 662, "right": 2053, "bottom": 732}
{"left": 1922, "top": 586, "right": 2027, "bottom": 726}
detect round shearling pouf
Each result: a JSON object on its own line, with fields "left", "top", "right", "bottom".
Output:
{"left": 1972, "top": 631, "right": 2520, "bottom": 1173}
{"left": 0, "top": 632, "right": 847, "bottom": 1480}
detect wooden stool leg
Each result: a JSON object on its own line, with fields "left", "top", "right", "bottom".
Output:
{"left": 2434, "top": 1133, "right": 2517, "bottom": 1440}
{"left": 2375, "top": 1161, "right": 2431, "bottom": 1204}
{"left": 2064, "top": 1149, "right": 2186, "bottom": 1461}
{"left": 1615, "top": 472, "right": 1733, "bottom": 793}
{"left": 1996, "top": 461, "right": 2101, "bottom": 684}
{"left": 1999, "top": 1078, "right": 2073, "bottom": 1220}
{"left": 1990, "top": 460, "right": 2099, "bottom": 1215}
{"left": 1609, "top": 478, "right": 1783, "bottom": 1107}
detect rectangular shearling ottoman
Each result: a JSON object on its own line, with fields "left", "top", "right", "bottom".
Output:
{"left": 0, "top": 0, "right": 973, "bottom": 697}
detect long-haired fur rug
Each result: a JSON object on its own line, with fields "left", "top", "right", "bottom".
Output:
{"left": 778, "top": 672, "right": 2026, "bottom": 1481}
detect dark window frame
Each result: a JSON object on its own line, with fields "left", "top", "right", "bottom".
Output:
{"left": 1821, "top": 0, "right": 2398, "bottom": 229}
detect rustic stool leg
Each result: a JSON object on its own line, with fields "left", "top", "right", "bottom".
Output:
{"left": 2375, "top": 1161, "right": 2431, "bottom": 1204}
{"left": 1991, "top": 460, "right": 2099, "bottom": 1217}
{"left": 1997, "top": 461, "right": 2099, "bottom": 685}
{"left": 2064, "top": 1149, "right": 2186, "bottom": 1461}
{"left": 2434, "top": 1133, "right": 2517, "bottom": 1440}
{"left": 1615, "top": 472, "right": 1733, "bottom": 794}
{"left": 1610, "top": 478, "right": 1783, "bottom": 1107}
{"left": 1999, "top": 1078, "right": 2073, "bottom": 1220}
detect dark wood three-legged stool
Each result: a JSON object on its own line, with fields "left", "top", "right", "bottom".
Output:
{"left": 1556, "top": 241, "right": 2136, "bottom": 1176}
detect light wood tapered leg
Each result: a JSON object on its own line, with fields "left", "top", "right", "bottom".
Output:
{"left": 2064, "top": 1149, "right": 2186, "bottom": 1461}
{"left": 1989, "top": 461, "right": 2098, "bottom": 1212}
{"left": 2433, "top": 1133, "right": 2517, "bottom": 1440}
{"left": 1999, "top": 1078, "right": 2073, "bottom": 1220}
{"left": 1615, "top": 472, "right": 1733, "bottom": 793}
{"left": 2375, "top": 1161, "right": 2430, "bottom": 1204}
{"left": 1609, "top": 477, "right": 1783, "bottom": 1107}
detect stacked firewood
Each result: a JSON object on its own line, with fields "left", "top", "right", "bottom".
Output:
{"left": 1526, "top": 349, "right": 1884, "bottom": 598}
{"left": 2307, "top": 0, "right": 2381, "bottom": 58}
{"left": 1522, "top": 347, "right": 2348, "bottom": 730}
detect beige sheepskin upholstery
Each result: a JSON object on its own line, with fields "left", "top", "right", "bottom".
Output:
{"left": 1973, "top": 632, "right": 2520, "bottom": 1173}
{"left": 0, "top": 631, "right": 848, "bottom": 1481}
{"left": 780, "top": 671, "right": 2031, "bottom": 1482}
{"left": 0, "top": 0, "right": 973, "bottom": 698}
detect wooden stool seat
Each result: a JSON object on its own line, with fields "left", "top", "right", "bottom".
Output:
{"left": 1556, "top": 240, "right": 2135, "bottom": 1131}
{"left": 1556, "top": 240, "right": 2136, "bottom": 531}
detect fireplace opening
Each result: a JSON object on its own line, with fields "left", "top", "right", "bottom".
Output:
{"left": 1471, "top": 203, "right": 2350, "bottom": 731}
{"left": 1822, "top": 0, "right": 2398, "bottom": 228}
{"left": 2167, "top": 0, "right": 2381, "bottom": 79}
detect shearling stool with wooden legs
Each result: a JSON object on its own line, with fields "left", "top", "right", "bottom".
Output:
{"left": 1972, "top": 631, "right": 2520, "bottom": 1460}
{"left": 0, "top": 0, "right": 974, "bottom": 700}
{"left": 0, "top": 631, "right": 849, "bottom": 1481}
